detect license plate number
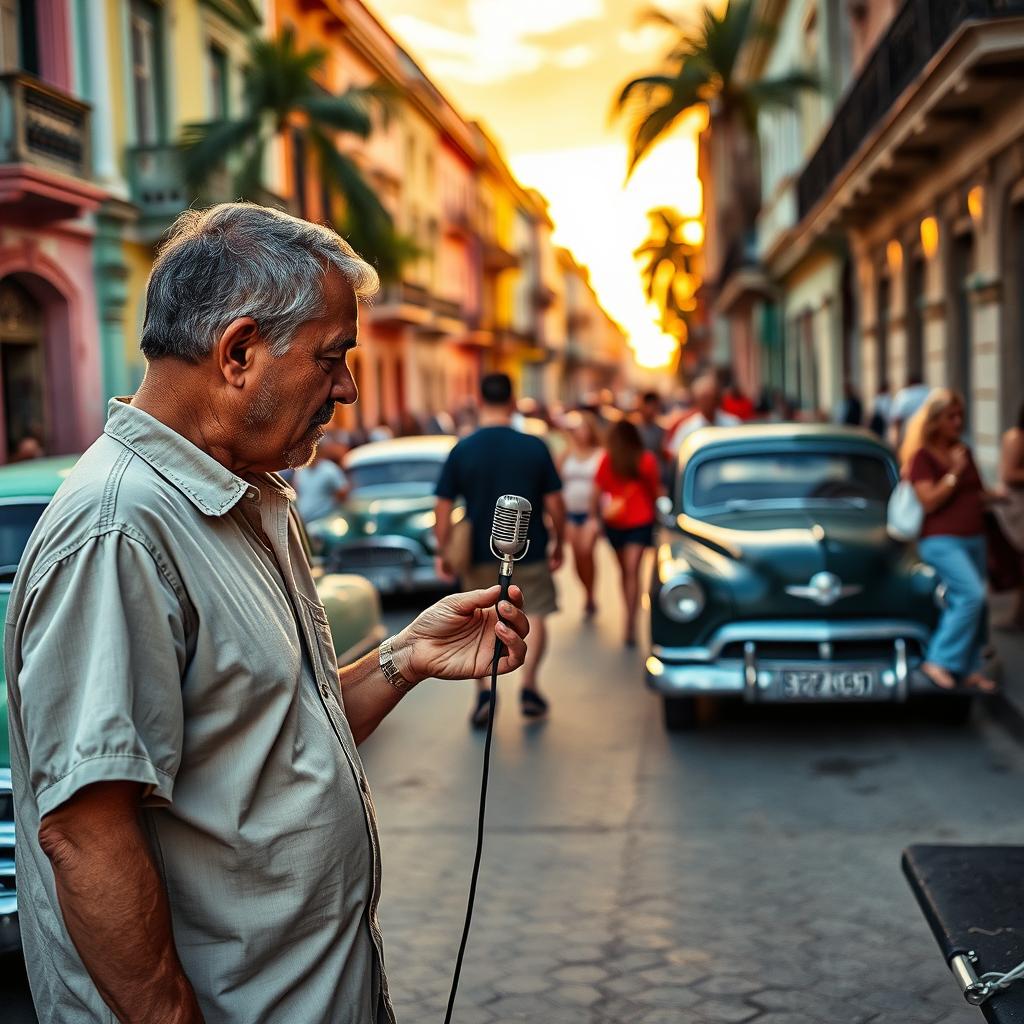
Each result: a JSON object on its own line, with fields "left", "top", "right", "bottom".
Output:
{"left": 781, "top": 670, "right": 875, "bottom": 699}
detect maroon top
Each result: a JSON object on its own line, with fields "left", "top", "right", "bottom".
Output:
{"left": 908, "top": 446, "right": 985, "bottom": 538}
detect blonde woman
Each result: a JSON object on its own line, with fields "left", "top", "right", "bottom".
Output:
{"left": 902, "top": 389, "right": 997, "bottom": 691}
{"left": 558, "top": 411, "right": 603, "bottom": 617}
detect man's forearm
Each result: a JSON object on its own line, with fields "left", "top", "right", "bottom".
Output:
{"left": 39, "top": 787, "right": 203, "bottom": 1024}
{"left": 338, "top": 638, "right": 419, "bottom": 744}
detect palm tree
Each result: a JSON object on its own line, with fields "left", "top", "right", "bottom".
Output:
{"left": 179, "top": 28, "right": 414, "bottom": 281}
{"left": 612, "top": 0, "right": 817, "bottom": 179}
{"left": 634, "top": 207, "right": 701, "bottom": 339}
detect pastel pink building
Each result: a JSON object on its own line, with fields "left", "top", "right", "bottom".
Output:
{"left": 0, "top": 0, "right": 105, "bottom": 460}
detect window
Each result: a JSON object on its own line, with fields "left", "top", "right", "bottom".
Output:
{"left": 0, "top": 0, "right": 37, "bottom": 74}
{"left": 130, "top": 1, "right": 164, "bottom": 145}
{"left": 690, "top": 452, "right": 894, "bottom": 511}
{"left": 208, "top": 43, "right": 229, "bottom": 120}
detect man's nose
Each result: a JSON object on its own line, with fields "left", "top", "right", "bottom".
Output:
{"left": 331, "top": 376, "right": 358, "bottom": 405}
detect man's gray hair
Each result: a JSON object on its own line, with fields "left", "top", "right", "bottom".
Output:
{"left": 141, "top": 203, "right": 380, "bottom": 363}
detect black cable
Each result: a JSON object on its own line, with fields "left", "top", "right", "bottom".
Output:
{"left": 443, "top": 574, "right": 510, "bottom": 1024}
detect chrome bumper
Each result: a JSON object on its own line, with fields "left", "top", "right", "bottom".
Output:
{"left": 646, "top": 619, "right": 940, "bottom": 702}
{"left": 0, "top": 768, "right": 17, "bottom": 954}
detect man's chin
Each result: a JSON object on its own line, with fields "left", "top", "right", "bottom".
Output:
{"left": 290, "top": 425, "right": 330, "bottom": 468}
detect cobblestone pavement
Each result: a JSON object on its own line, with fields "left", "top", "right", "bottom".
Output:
{"left": 4, "top": 554, "right": 1023, "bottom": 1023}
{"left": 365, "top": 556, "right": 1024, "bottom": 1024}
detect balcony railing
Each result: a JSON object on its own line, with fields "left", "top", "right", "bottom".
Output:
{"left": 796, "top": 0, "right": 1024, "bottom": 220}
{"left": 0, "top": 72, "right": 91, "bottom": 179}
{"left": 433, "top": 296, "right": 464, "bottom": 321}
{"left": 128, "top": 144, "right": 296, "bottom": 237}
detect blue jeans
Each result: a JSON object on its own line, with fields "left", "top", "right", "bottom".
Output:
{"left": 918, "top": 534, "right": 987, "bottom": 676}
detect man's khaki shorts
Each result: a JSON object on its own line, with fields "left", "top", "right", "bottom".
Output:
{"left": 462, "top": 559, "right": 558, "bottom": 617}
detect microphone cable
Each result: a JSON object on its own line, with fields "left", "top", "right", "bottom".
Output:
{"left": 442, "top": 576, "right": 510, "bottom": 1024}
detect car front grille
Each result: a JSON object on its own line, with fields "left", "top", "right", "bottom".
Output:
{"left": 719, "top": 638, "right": 924, "bottom": 662}
{"left": 333, "top": 546, "right": 417, "bottom": 571}
{"left": 0, "top": 769, "right": 15, "bottom": 919}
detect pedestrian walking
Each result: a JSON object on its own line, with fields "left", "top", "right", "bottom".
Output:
{"left": 294, "top": 446, "right": 350, "bottom": 522}
{"left": 835, "top": 380, "right": 863, "bottom": 426}
{"left": 435, "top": 372, "right": 566, "bottom": 727}
{"left": 593, "top": 419, "right": 663, "bottom": 648}
{"left": 4, "top": 204, "right": 530, "bottom": 1024}
{"left": 890, "top": 373, "right": 930, "bottom": 447}
{"left": 559, "top": 410, "right": 603, "bottom": 618}
{"left": 868, "top": 379, "right": 892, "bottom": 436}
{"left": 902, "top": 388, "right": 997, "bottom": 692}
{"left": 665, "top": 371, "right": 741, "bottom": 459}
{"left": 997, "top": 401, "right": 1024, "bottom": 628}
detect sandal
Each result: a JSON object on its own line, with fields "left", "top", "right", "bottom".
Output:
{"left": 470, "top": 690, "right": 495, "bottom": 729}
{"left": 520, "top": 688, "right": 549, "bottom": 719}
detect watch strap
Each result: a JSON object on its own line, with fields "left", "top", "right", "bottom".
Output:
{"left": 379, "top": 635, "right": 414, "bottom": 693}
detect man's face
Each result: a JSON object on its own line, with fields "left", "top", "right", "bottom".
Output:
{"left": 241, "top": 270, "right": 359, "bottom": 471}
{"left": 694, "top": 380, "right": 718, "bottom": 419}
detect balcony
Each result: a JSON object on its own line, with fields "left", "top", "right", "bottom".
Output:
{"left": 0, "top": 72, "right": 103, "bottom": 222}
{"left": 482, "top": 239, "right": 520, "bottom": 272}
{"left": 369, "top": 281, "right": 434, "bottom": 328}
{"left": 127, "top": 144, "right": 297, "bottom": 241}
{"left": 797, "top": 0, "right": 1024, "bottom": 224}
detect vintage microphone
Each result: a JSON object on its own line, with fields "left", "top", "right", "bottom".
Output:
{"left": 443, "top": 495, "right": 532, "bottom": 1024}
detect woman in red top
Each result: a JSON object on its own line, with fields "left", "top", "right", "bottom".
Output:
{"left": 592, "top": 420, "right": 663, "bottom": 647}
{"left": 902, "top": 389, "right": 997, "bottom": 691}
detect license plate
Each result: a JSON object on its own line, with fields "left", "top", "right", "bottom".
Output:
{"left": 781, "top": 669, "right": 876, "bottom": 699}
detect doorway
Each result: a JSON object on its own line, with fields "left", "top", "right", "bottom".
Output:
{"left": 0, "top": 277, "right": 48, "bottom": 457}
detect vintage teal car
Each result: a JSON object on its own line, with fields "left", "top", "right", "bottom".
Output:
{"left": 0, "top": 455, "right": 386, "bottom": 954}
{"left": 307, "top": 435, "right": 458, "bottom": 595}
{"left": 647, "top": 425, "right": 949, "bottom": 731}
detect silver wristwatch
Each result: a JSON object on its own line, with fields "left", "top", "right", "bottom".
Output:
{"left": 379, "top": 635, "right": 415, "bottom": 693}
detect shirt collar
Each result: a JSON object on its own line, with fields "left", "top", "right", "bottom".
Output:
{"left": 104, "top": 398, "right": 295, "bottom": 517}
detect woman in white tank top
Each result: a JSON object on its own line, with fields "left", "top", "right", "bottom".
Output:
{"left": 558, "top": 411, "right": 603, "bottom": 617}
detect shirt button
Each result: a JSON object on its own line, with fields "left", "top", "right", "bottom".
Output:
{"left": 320, "top": 683, "right": 332, "bottom": 700}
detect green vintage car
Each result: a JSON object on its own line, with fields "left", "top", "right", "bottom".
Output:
{"left": 647, "top": 424, "right": 949, "bottom": 731}
{"left": 0, "top": 455, "right": 386, "bottom": 954}
{"left": 307, "top": 435, "right": 458, "bottom": 595}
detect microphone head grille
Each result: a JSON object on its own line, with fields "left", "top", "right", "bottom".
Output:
{"left": 491, "top": 495, "right": 532, "bottom": 556}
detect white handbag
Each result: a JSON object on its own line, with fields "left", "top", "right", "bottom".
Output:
{"left": 887, "top": 480, "right": 923, "bottom": 541}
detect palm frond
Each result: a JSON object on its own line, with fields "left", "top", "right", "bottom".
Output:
{"left": 745, "top": 69, "right": 820, "bottom": 109}
{"left": 300, "top": 92, "right": 373, "bottom": 138}
{"left": 179, "top": 117, "right": 261, "bottom": 190}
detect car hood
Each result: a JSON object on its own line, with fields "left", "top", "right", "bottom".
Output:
{"left": 314, "top": 490, "right": 436, "bottom": 540}
{"left": 683, "top": 506, "right": 898, "bottom": 585}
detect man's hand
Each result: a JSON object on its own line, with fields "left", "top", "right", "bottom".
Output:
{"left": 548, "top": 542, "right": 564, "bottom": 572}
{"left": 392, "top": 585, "right": 529, "bottom": 683}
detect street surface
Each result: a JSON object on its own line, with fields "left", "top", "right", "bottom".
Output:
{"left": 3, "top": 548, "right": 1022, "bottom": 1023}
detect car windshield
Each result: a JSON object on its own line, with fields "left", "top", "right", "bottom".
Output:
{"left": 347, "top": 459, "right": 443, "bottom": 493}
{"left": 0, "top": 501, "right": 47, "bottom": 583}
{"left": 689, "top": 451, "right": 893, "bottom": 510}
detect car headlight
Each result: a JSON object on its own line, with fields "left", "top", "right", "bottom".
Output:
{"left": 659, "top": 576, "right": 705, "bottom": 622}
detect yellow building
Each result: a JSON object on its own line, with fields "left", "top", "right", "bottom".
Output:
{"left": 88, "top": 0, "right": 262, "bottom": 392}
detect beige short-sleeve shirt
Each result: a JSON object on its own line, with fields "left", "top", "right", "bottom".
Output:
{"left": 5, "top": 399, "right": 395, "bottom": 1024}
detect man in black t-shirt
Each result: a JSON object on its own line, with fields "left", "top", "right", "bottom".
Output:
{"left": 435, "top": 374, "right": 566, "bottom": 726}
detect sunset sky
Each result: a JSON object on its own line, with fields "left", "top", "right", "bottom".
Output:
{"left": 371, "top": 0, "right": 704, "bottom": 369}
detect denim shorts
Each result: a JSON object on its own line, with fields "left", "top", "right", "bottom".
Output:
{"left": 567, "top": 511, "right": 590, "bottom": 526}
{"left": 603, "top": 522, "right": 654, "bottom": 550}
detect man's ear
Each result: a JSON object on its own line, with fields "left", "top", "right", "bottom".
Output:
{"left": 216, "top": 317, "right": 261, "bottom": 387}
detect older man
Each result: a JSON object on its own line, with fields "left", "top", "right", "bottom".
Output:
{"left": 5, "top": 204, "right": 529, "bottom": 1024}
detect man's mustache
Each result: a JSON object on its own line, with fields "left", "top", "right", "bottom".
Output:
{"left": 311, "top": 402, "right": 336, "bottom": 428}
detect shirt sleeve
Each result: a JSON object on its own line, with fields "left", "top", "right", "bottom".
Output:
{"left": 435, "top": 447, "right": 460, "bottom": 500}
{"left": 641, "top": 451, "right": 661, "bottom": 494}
{"left": 11, "top": 530, "right": 188, "bottom": 818}
{"left": 907, "top": 449, "right": 938, "bottom": 483}
{"left": 328, "top": 460, "right": 348, "bottom": 491}
{"left": 595, "top": 453, "right": 612, "bottom": 492}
